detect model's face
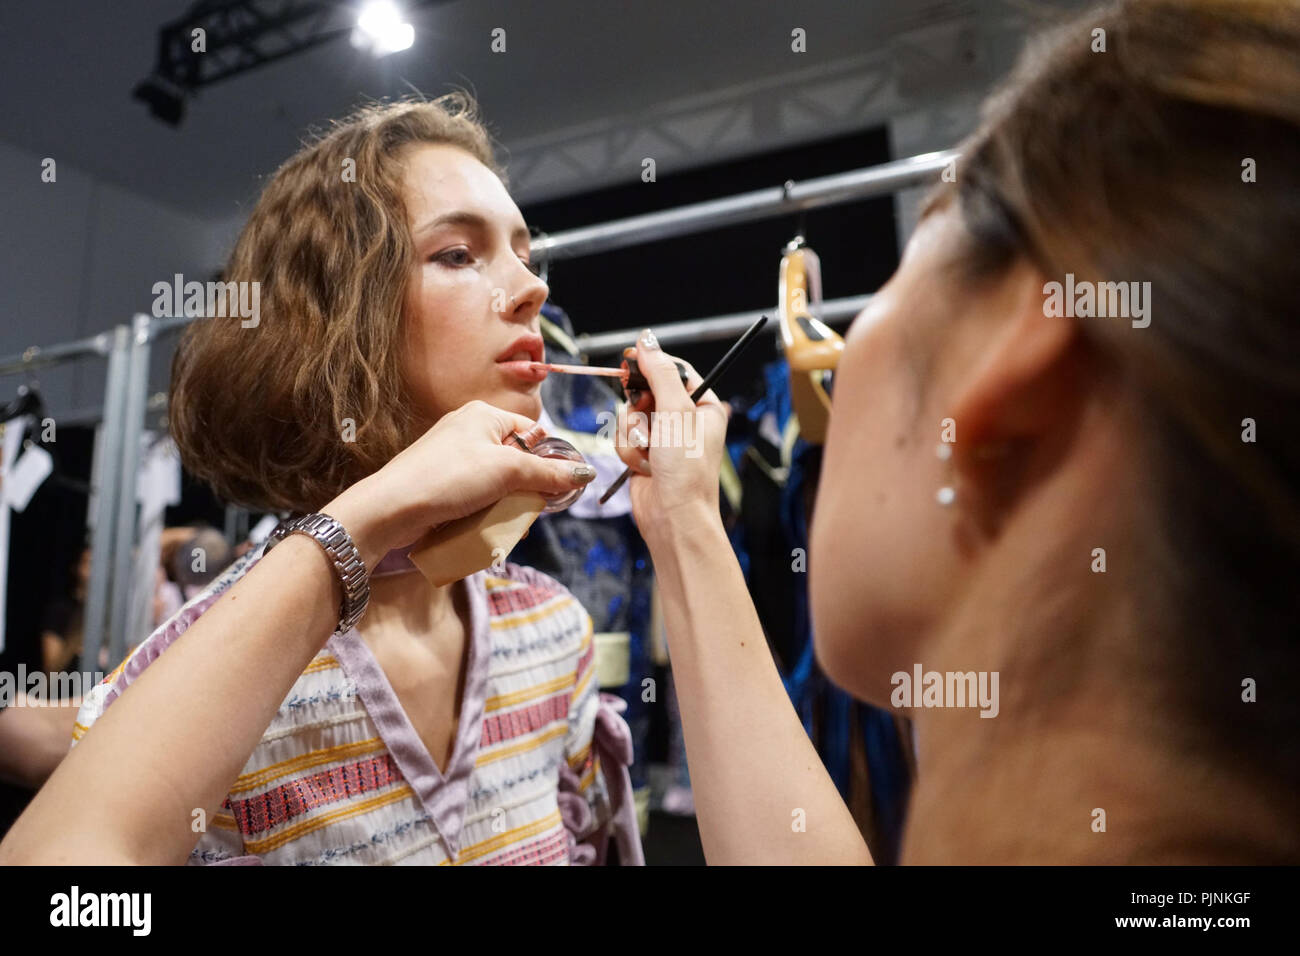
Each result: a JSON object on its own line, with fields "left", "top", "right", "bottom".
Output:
{"left": 400, "top": 144, "right": 550, "bottom": 424}
{"left": 809, "top": 207, "right": 973, "bottom": 703}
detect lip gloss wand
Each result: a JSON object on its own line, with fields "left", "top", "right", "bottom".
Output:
{"left": 526, "top": 359, "right": 690, "bottom": 394}
{"left": 595, "top": 314, "right": 769, "bottom": 504}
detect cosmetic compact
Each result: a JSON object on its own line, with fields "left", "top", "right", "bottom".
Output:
{"left": 519, "top": 434, "right": 588, "bottom": 513}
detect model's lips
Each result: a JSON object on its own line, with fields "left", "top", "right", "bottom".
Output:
{"left": 495, "top": 334, "right": 545, "bottom": 365}
{"left": 496, "top": 359, "right": 548, "bottom": 384}
{"left": 494, "top": 333, "right": 547, "bottom": 384}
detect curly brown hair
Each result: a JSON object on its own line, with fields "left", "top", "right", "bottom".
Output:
{"left": 169, "top": 92, "right": 506, "bottom": 513}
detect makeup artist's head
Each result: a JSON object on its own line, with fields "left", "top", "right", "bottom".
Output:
{"left": 811, "top": 0, "right": 1300, "bottom": 796}
{"left": 170, "top": 93, "right": 549, "bottom": 513}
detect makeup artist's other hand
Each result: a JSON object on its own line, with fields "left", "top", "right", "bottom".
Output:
{"left": 616, "top": 330, "right": 729, "bottom": 539}
{"left": 325, "top": 401, "right": 595, "bottom": 569}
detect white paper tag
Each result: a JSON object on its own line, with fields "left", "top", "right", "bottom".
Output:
{"left": 4, "top": 444, "right": 54, "bottom": 512}
{"left": 3, "top": 418, "right": 26, "bottom": 468}
{"left": 136, "top": 437, "right": 182, "bottom": 518}
{"left": 249, "top": 513, "right": 280, "bottom": 544}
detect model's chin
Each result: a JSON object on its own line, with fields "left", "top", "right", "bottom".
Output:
{"left": 494, "top": 389, "right": 544, "bottom": 420}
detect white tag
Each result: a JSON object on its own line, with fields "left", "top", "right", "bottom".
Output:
{"left": 3, "top": 418, "right": 26, "bottom": 467}
{"left": 136, "top": 437, "right": 182, "bottom": 518}
{"left": 249, "top": 513, "right": 280, "bottom": 544}
{"left": 4, "top": 444, "right": 53, "bottom": 512}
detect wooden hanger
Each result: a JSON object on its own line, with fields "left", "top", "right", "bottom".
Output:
{"left": 778, "top": 236, "right": 843, "bottom": 445}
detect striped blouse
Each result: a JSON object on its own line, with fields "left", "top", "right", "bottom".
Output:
{"left": 73, "top": 547, "right": 643, "bottom": 865}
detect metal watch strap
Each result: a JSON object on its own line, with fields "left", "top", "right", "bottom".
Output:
{"left": 265, "top": 513, "right": 370, "bottom": 635}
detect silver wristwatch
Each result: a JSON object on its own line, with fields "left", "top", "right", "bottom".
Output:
{"left": 264, "top": 513, "right": 370, "bottom": 635}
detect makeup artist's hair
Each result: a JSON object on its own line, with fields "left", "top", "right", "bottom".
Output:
{"left": 169, "top": 92, "right": 505, "bottom": 513}
{"left": 927, "top": 0, "right": 1300, "bottom": 802}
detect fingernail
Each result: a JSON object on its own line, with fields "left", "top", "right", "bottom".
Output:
{"left": 639, "top": 328, "right": 659, "bottom": 350}
{"left": 571, "top": 465, "right": 596, "bottom": 483}
{"left": 629, "top": 427, "right": 648, "bottom": 449}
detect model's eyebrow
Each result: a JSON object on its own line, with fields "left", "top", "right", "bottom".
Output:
{"left": 412, "top": 210, "right": 530, "bottom": 246}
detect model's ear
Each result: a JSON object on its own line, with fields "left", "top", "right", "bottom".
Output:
{"left": 946, "top": 264, "right": 1084, "bottom": 531}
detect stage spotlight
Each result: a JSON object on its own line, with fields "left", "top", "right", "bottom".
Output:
{"left": 351, "top": 1, "right": 415, "bottom": 57}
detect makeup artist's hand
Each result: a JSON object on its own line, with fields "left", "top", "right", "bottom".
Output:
{"left": 615, "top": 330, "right": 730, "bottom": 540}
{"left": 325, "top": 400, "right": 596, "bottom": 570}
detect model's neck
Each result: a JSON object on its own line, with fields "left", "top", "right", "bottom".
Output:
{"left": 363, "top": 554, "right": 459, "bottom": 640}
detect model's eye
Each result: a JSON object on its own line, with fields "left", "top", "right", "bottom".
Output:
{"left": 431, "top": 247, "right": 472, "bottom": 266}
{"left": 521, "top": 258, "right": 542, "bottom": 277}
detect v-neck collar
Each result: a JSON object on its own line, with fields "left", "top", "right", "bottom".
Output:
{"left": 327, "top": 570, "right": 490, "bottom": 861}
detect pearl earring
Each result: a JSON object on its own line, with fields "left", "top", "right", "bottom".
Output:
{"left": 935, "top": 443, "right": 955, "bottom": 506}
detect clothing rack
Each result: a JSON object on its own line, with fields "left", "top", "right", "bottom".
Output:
{"left": 532, "top": 150, "right": 955, "bottom": 262}
{"left": 0, "top": 326, "right": 131, "bottom": 673}
{"left": 576, "top": 294, "right": 872, "bottom": 355}
{"left": 539, "top": 151, "right": 955, "bottom": 353}
{"left": 106, "top": 316, "right": 154, "bottom": 667}
{"left": 0, "top": 331, "right": 115, "bottom": 373}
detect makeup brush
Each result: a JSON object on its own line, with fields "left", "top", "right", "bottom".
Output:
{"left": 597, "top": 314, "right": 769, "bottom": 505}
